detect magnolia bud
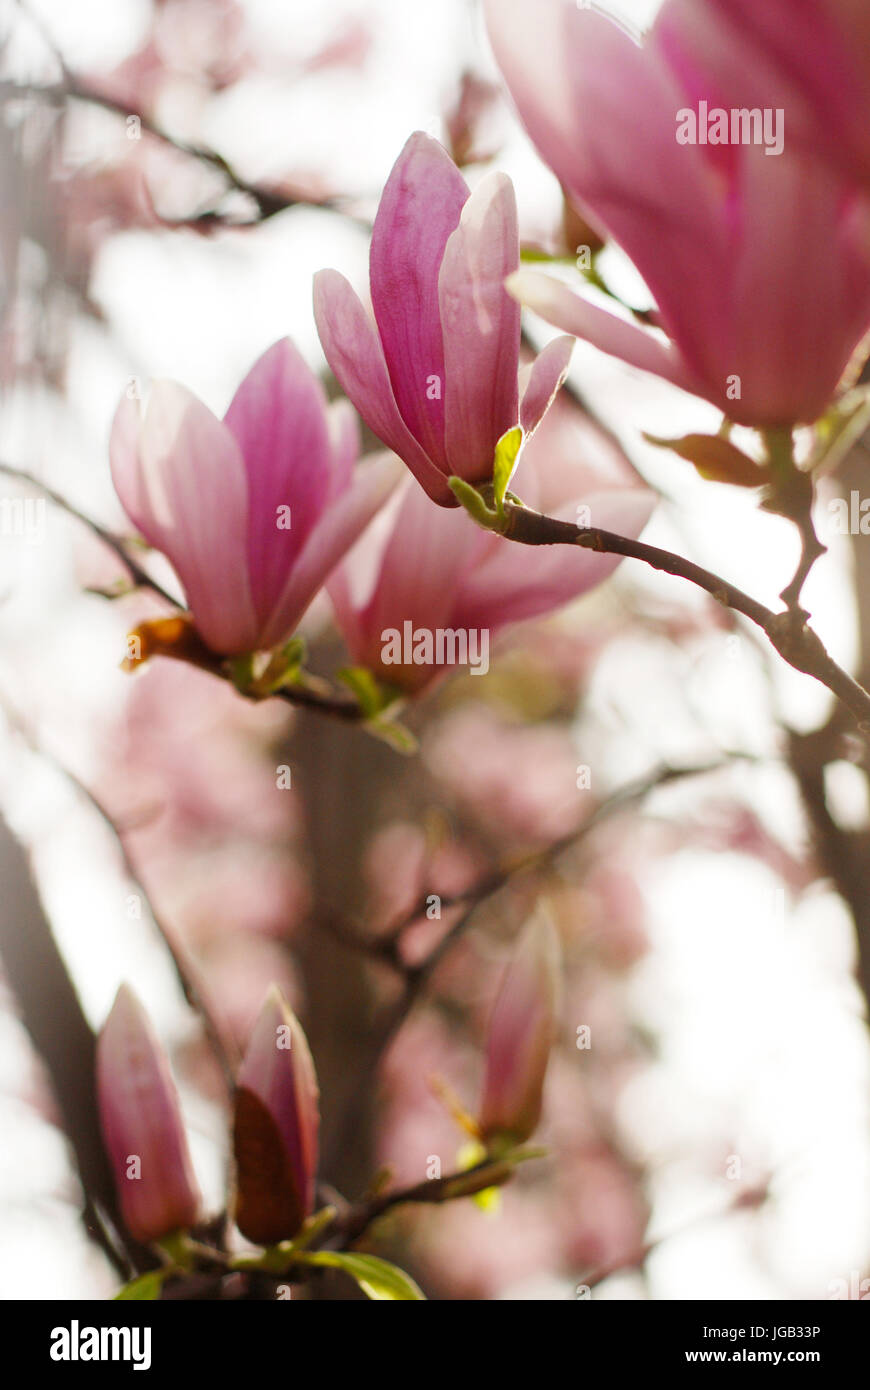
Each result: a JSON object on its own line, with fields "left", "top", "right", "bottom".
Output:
{"left": 233, "top": 986, "right": 320, "bottom": 1245}
{"left": 97, "top": 984, "right": 201, "bottom": 1244}
{"left": 479, "top": 913, "right": 560, "bottom": 1146}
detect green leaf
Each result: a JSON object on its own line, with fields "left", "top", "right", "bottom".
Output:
{"left": 492, "top": 427, "right": 523, "bottom": 517}
{"left": 336, "top": 666, "right": 399, "bottom": 719}
{"left": 643, "top": 431, "right": 769, "bottom": 488}
{"left": 265, "top": 635, "right": 307, "bottom": 689}
{"left": 519, "top": 245, "right": 571, "bottom": 265}
{"left": 114, "top": 1270, "right": 169, "bottom": 1301}
{"left": 365, "top": 718, "right": 419, "bottom": 756}
{"left": 294, "top": 1251, "right": 426, "bottom": 1301}
{"left": 447, "top": 476, "right": 500, "bottom": 530}
{"left": 228, "top": 652, "right": 257, "bottom": 692}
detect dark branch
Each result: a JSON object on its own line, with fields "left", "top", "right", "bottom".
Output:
{"left": 501, "top": 500, "right": 870, "bottom": 730}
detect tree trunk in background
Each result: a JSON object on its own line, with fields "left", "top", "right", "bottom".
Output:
{"left": 0, "top": 817, "right": 151, "bottom": 1278}
{"left": 287, "top": 691, "right": 408, "bottom": 1201}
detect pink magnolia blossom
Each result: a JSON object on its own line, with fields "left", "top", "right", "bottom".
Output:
{"left": 314, "top": 132, "right": 574, "bottom": 505}
{"left": 479, "top": 914, "right": 561, "bottom": 1146}
{"left": 233, "top": 986, "right": 319, "bottom": 1244}
{"left": 97, "top": 985, "right": 201, "bottom": 1244}
{"left": 668, "top": 0, "right": 870, "bottom": 188}
{"left": 110, "top": 338, "right": 399, "bottom": 656}
{"left": 485, "top": 0, "right": 870, "bottom": 427}
{"left": 328, "top": 395, "right": 654, "bottom": 694}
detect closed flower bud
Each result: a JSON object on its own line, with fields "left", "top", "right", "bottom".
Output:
{"left": 479, "top": 914, "right": 561, "bottom": 1147}
{"left": 233, "top": 986, "right": 320, "bottom": 1246}
{"left": 97, "top": 985, "right": 201, "bottom": 1244}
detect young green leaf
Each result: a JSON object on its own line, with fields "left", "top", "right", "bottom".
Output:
{"left": 447, "top": 476, "right": 500, "bottom": 530}
{"left": 114, "top": 1269, "right": 170, "bottom": 1301}
{"left": 293, "top": 1250, "right": 425, "bottom": 1300}
{"left": 492, "top": 427, "right": 524, "bottom": 517}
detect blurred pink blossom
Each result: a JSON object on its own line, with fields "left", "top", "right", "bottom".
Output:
{"left": 487, "top": 0, "right": 870, "bottom": 426}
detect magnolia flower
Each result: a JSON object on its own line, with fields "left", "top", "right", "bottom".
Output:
{"left": 110, "top": 338, "right": 400, "bottom": 656}
{"left": 233, "top": 986, "right": 319, "bottom": 1245}
{"left": 314, "top": 132, "right": 574, "bottom": 505}
{"left": 97, "top": 985, "right": 201, "bottom": 1243}
{"left": 485, "top": 0, "right": 870, "bottom": 427}
{"left": 669, "top": 0, "right": 870, "bottom": 188}
{"left": 328, "top": 396, "right": 654, "bottom": 694}
{"left": 479, "top": 914, "right": 561, "bottom": 1146}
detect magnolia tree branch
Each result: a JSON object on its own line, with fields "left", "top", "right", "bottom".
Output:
{"left": 0, "top": 695, "right": 238, "bottom": 1092}
{"left": 319, "top": 754, "right": 760, "bottom": 1170}
{"left": 328, "top": 1157, "right": 521, "bottom": 1248}
{"left": 1, "top": 76, "right": 356, "bottom": 229}
{"left": 501, "top": 500, "right": 870, "bottom": 729}
{"left": 0, "top": 463, "right": 176, "bottom": 604}
{"left": 577, "top": 1183, "right": 770, "bottom": 1294}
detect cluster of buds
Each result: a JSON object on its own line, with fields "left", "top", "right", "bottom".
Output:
{"left": 96, "top": 917, "right": 560, "bottom": 1267}
{"left": 96, "top": 984, "right": 319, "bottom": 1251}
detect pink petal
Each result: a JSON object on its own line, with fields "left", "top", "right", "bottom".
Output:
{"left": 488, "top": 0, "right": 729, "bottom": 378}
{"left": 314, "top": 268, "right": 453, "bottom": 504}
{"left": 223, "top": 339, "right": 332, "bottom": 626}
{"left": 364, "top": 475, "right": 488, "bottom": 643}
{"left": 325, "top": 398, "right": 361, "bottom": 499}
{"left": 256, "top": 450, "right": 402, "bottom": 651}
{"left": 484, "top": 0, "right": 581, "bottom": 212}
{"left": 479, "top": 914, "right": 560, "bottom": 1145}
{"left": 519, "top": 335, "right": 574, "bottom": 435}
{"left": 506, "top": 268, "right": 703, "bottom": 399}
{"left": 451, "top": 489, "right": 652, "bottom": 633}
{"left": 438, "top": 171, "right": 521, "bottom": 482}
{"left": 97, "top": 985, "right": 201, "bottom": 1244}
{"left": 369, "top": 132, "right": 470, "bottom": 472}
{"left": 110, "top": 383, "right": 260, "bottom": 655}
{"left": 727, "top": 147, "right": 870, "bottom": 424}
{"left": 666, "top": 0, "right": 870, "bottom": 184}
{"left": 237, "top": 986, "right": 319, "bottom": 1228}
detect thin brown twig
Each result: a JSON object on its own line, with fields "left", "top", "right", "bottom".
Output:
{"left": 578, "top": 1184, "right": 770, "bottom": 1293}
{"left": 0, "top": 462, "right": 365, "bottom": 723}
{"left": 325, "top": 1157, "right": 520, "bottom": 1248}
{"left": 337, "top": 755, "right": 760, "bottom": 1084}
{"left": 501, "top": 500, "right": 870, "bottom": 730}
{"left": 1, "top": 77, "right": 359, "bottom": 228}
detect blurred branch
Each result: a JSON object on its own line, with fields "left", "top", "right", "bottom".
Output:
{"left": 324, "top": 1156, "right": 521, "bottom": 1248}
{"left": 0, "top": 814, "right": 153, "bottom": 1279}
{"left": 0, "top": 696, "right": 239, "bottom": 1094}
{"left": 502, "top": 500, "right": 870, "bottom": 729}
{"left": 578, "top": 1183, "right": 770, "bottom": 1293}
{"left": 785, "top": 434, "right": 870, "bottom": 1017}
{"left": 320, "top": 755, "right": 759, "bottom": 1126}
{"left": 0, "top": 76, "right": 359, "bottom": 229}
{"left": 0, "top": 462, "right": 176, "bottom": 604}
{"left": 0, "top": 463, "right": 365, "bottom": 723}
